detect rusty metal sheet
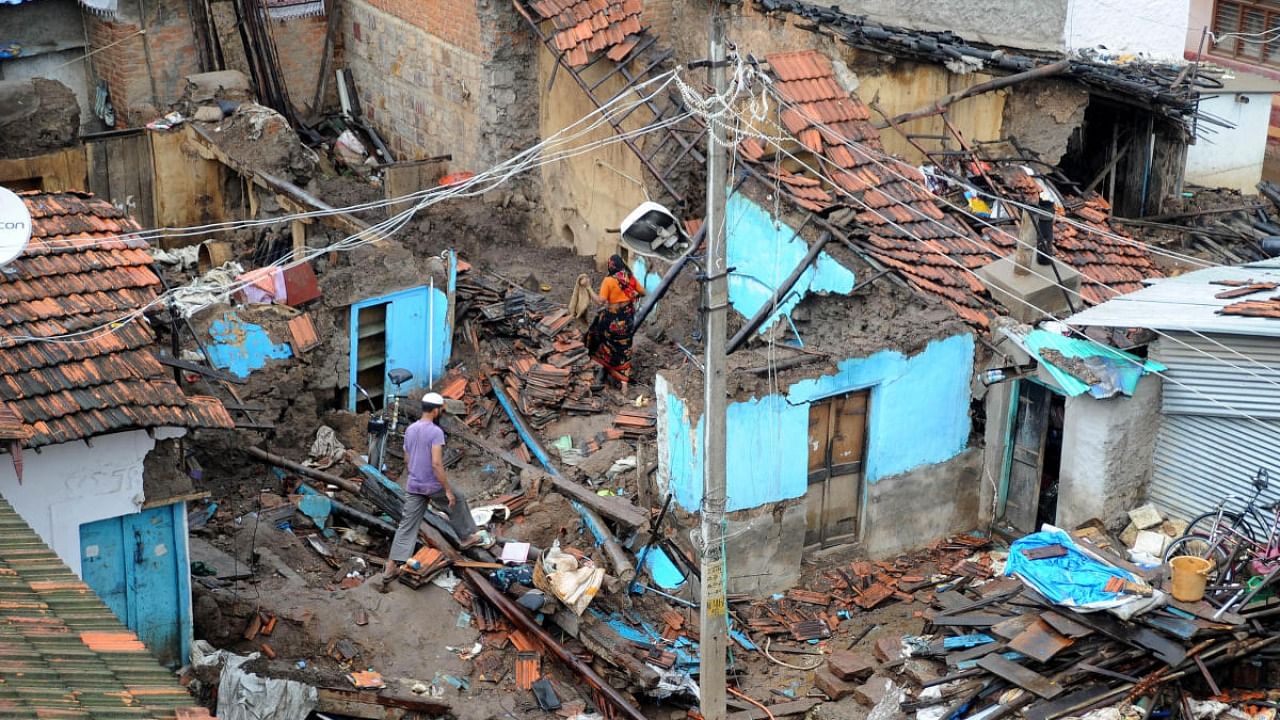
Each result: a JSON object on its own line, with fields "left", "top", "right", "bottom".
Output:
{"left": 991, "top": 613, "right": 1037, "bottom": 640}
{"left": 1039, "top": 611, "right": 1092, "bottom": 639}
{"left": 976, "top": 653, "right": 1064, "bottom": 699}
{"left": 1006, "top": 619, "right": 1073, "bottom": 663}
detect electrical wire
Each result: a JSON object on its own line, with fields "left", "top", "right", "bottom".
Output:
{"left": 747, "top": 85, "right": 1280, "bottom": 398}
{"left": 9, "top": 71, "right": 709, "bottom": 346}
{"left": 729, "top": 106, "right": 1280, "bottom": 441}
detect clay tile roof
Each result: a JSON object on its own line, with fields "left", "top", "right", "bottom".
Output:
{"left": 527, "top": 0, "right": 645, "bottom": 67}
{"left": 743, "top": 50, "right": 1162, "bottom": 328}
{"left": 0, "top": 494, "right": 206, "bottom": 718}
{"left": 0, "top": 192, "right": 233, "bottom": 449}
{"left": 752, "top": 50, "right": 999, "bottom": 327}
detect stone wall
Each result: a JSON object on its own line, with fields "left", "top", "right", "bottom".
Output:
{"left": 341, "top": 0, "right": 536, "bottom": 169}
{"left": 85, "top": 0, "right": 200, "bottom": 127}
{"left": 1057, "top": 375, "right": 1163, "bottom": 530}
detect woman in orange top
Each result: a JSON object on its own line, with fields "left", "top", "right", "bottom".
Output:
{"left": 585, "top": 254, "right": 646, "bottom": 393}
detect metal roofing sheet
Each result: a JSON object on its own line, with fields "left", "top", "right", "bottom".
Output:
{"left": 1151, "top": 332, "right": 1280, "bottom": 419}
{"left": 1150, "top": 413, "right": 1280, "bottom": 522}
{"left": 1066, "top": 262, "right": 1280, "bottom": 337}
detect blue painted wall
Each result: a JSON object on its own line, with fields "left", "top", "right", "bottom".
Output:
{"left": 206, "top": 311, "right": 293, "bottom": 378}
{"left": 661, "top": 333, "right": 975, "bottom": 512}
{"left": 725, "top": 194, "right": 856, "bottom": 334}
{"left": 348, "top": 285, "right": 452, "bottom": 410}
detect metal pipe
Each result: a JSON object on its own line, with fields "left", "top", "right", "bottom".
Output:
{"left": 245, "top": 446, "right": 361, "bottom": 494}
{"left": 727, "top": 231, "right": 833, "bottom": 354}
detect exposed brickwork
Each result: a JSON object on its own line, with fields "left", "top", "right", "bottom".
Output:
{"left": 342, "top": 0, "right": 537, "bottom": 170}
{"left": 359, "top": 0, "right": 483, "bottom": 54}
{"left": 84, "top": 0, "right": 199, "bottom": 127}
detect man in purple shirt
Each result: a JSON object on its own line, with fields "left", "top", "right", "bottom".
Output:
{"left": 378, "top": 392, "right": 480, "bottom": 591}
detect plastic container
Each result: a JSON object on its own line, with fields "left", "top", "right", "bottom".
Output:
{"left": 1169, "top": 555, "right": 1213, "bottom": 602}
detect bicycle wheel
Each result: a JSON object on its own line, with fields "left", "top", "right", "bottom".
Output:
{"left": 1165, "top": 535, "right": 1233, "bottom": 585}
{"left": 1185, "top": 511, "right": 1256, "bottom": 547}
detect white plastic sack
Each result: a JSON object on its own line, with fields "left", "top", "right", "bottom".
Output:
{"left": 218, "top": 651, "right": 317, "bottom": 720}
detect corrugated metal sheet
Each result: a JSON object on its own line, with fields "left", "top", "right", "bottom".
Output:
{"left": 1152, "top": 332, "right": 1280, "bottom": 418}
{"left": 1150, "top": 413, "right": 1280, "bottom": 521}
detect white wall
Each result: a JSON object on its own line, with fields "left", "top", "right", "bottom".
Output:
{"left": 0, "top": 428, "right": 185, "bottom": 575}
{"left": 1066, "top": 0, "right": 1192, "bottom": 60}
{"left": 1186, "top": 92, "right": 1273, "bottom": 191}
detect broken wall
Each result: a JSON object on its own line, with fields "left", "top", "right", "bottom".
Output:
{"left": 0, "top": 0, "right": 98, "bottom": 132}
{"left": 1000, "top": 79, "right": 1090, "bottom": 166}
{"left": 85, "top": 0, "right": 201, "bottom": 127}
{"left": 655, "top": 333, "right": 978, "bottom": 592}
{"left": 0, "top": 427, "right": 186, "bottom": 575}
{"left": 1185, "top": 90, "right": 1272, "bottom": 192}
{"left": 536, "top": 50, "right": 650, "bottom": 262}
{"left": 341, "top": 0, "right": 537, "bottom": 168}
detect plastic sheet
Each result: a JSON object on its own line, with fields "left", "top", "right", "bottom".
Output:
{"left": 1004, "top": 528, "right": 1137, "bottom": 610}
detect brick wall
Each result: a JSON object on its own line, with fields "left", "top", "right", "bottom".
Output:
{"left": 269, "top": 17, "right": 330, "bottom": 114}
{"left": 341, "top": 0, "right": 536, "bottom": 170}
{"left": 84, "top": 0, "right": 199, "bottom": 127}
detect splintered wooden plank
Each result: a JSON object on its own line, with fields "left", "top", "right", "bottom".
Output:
{"left": 977, "top": 653, "right": 1063, "bottom": 699}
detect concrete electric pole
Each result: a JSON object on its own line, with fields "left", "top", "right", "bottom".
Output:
{"left": 699, "top": 3, "right": 729, "bottom": 719}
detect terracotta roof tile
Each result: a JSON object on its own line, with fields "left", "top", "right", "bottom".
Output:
{"left": 0, "top": 494, "right": 205, "bottom": 718}
{"left": 0, "top": 193, "right": 233, "bottom": 449}
{"left": 739, "top": 50, "right": 1160, "bottom": 327}
{"left": 528, "top": 0, "right": 644, "bottom": 66}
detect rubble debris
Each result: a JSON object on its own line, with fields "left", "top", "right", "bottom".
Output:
{"left": 0, "top": 78, "right": 79, "bottom": 159}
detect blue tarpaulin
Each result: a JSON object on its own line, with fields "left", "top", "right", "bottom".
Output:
{"left": 1005, "top": 529, "right": 1136, "bottom": 609}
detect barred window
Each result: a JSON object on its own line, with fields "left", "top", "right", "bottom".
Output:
{"left": 1212, "top": 0, "right": 1280, "bottom": 65}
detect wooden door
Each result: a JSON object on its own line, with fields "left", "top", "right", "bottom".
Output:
{"left": 805, "top": 390, "right": 869, "bottom": 547}
{"left": 1005, "top": 381, "right": 1051, "bottom": 534}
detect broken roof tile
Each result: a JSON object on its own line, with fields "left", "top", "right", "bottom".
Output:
{"left": 528, "top": 0, "right": 645, "bottom": 66}
{"left": 0, "top": 192, "right": 234, "bottom": 449}
{"left": 749, "top": 50, "right": 1160, "bottom": 328}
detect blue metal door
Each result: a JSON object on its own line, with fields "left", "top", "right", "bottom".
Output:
{"left": 79, "top": 504, "right": 191, "bottom": 667}
{"left": 386, "top": 289, "right": 428, "bottom": 392}
{"left": 349, "top": 286, "right": 452, "bottom": 409}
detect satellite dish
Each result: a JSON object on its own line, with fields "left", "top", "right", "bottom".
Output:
{"left": 0, "top": 187, "right": 32, "bottom": 267}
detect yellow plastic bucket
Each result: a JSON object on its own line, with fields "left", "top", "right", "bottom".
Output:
{"left": 1169, "top": 555, "right": 1213, "bottom": 602}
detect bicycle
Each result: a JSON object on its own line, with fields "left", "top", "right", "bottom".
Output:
{"left": 354, "top": 367, "right": 415, "bottom": 471}
{"left": 1165, "top": 468, "right": 1280, "bottom": 589}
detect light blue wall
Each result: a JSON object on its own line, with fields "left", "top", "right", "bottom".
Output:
{"left": 661, "top": 333, "right": 976, "bottom": 512}
{"left": 206, "top": 311, "right": 293, "bottom": 379}
{"left": 347, "top": 284, "right": 452, "bottom": 410}
{"left": 725, "top": 194, "right": 856, "bottom": 334}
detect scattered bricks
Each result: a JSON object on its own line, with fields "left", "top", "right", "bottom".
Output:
{"left": 260, "top": 613, "right": 278, "bottom": 636}
{"left": 259, "top": 642, "right": 277, "bottom": 660}
{"left": 1120, "top": 522, "right": 1140, "bottom": 548}
{"left": 813, "top": 668, "right": 859, "bottom": 701}
{"left": 855, "top": 583, "right": 895, "bottom": 610}
{"left": 1128, "top": 503, "right": 1163, "bottom": 530}
{"left": 243, "top": 614, "right": 262, "bottom": 640}
{"left": 853, "top": 676, "right": 896, "bottom": 707}
{"left": 827, "top": 650, "right": 875, "bottom": 681}
{"left": 874, "top": 636, "right": 904, "bottom": 663}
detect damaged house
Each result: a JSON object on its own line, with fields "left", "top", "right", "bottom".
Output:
{"left": 0, "top": 191, "right": 234, "bottom": 666}
{"left": 1062, "top": 260, "right": 1280, "bottom": 525}
{"left": 642, "top": 48, "right": 1171, "bottom": 595}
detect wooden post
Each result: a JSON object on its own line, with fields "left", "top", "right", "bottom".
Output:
{"left": 291, "top": 219, "right": 306, "bottom": 262}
